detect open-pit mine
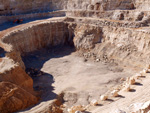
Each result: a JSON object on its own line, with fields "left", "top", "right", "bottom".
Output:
{"left": 1, "top": 0, "right": 150, "bottom": 113}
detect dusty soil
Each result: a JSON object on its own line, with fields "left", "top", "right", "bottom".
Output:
{"left": 20, "top": 46, "right": 133, "bottom": 113}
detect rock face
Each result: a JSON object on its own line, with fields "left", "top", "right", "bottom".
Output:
{"left": 0, "top": 0, "right": 133, "bottom": 15}
{"left": 0, "top": 82, "right": 37, "bottom": 113}
{"left": 0, "top": 57, "right": 38, "bottom": 113}
{"left": 73, "top": 24, "right": 101, "bottom": 50}
{"left": 1, "top": 20, "right": 70, "bottom": 54}
{"left": 0, "top": 0, "right": 150, "bottom": 16}
{"left": 0, "top": 0, "right": 67, "bottom": 15}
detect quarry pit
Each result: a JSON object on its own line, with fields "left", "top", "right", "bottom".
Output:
{"left": 1, "top": 0, "right": 150, "bottom": 113}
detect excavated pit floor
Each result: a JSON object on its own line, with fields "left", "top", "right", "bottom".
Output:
{"left": 21, "top": 46, "right": 133, "bottom": 112}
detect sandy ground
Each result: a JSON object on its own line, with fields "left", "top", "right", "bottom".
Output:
{"left": 19, "top": 46, "right": 134, "bottom": 113}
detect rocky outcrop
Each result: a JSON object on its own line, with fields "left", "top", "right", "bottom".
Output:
{"left": 0, "top": 59, "right": 33, "bottom": 92}
{"left": 0, "top": 82, "right": 37, "bottom": 113}
{"left": 0, "top": 57, "right": 38, "bottom": 113}
{"left": 5, "top": 51, "right": 25, "bottom": 69}
{"left": 0, "top": 0, "right": 67, "bottom": 15}
{"left": 73, "top": 24, "right": 101, "bottom": 50}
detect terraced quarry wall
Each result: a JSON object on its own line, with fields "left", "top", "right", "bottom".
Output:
{"left": 2, "top": 17, "right": 150, "bottom": 68}
{"left": 1, "top": 0, "right": 150, "bottom": 113}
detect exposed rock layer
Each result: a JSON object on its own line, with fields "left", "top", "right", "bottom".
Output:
{"left": 1, "top": 0, "right": 150, "bottom": 113}
{"left": 0, "top": 58, "right": 38, "bottom": 113}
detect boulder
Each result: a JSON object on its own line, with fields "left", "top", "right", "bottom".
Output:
{"left": 68, "top": 105, "right": 85, "bottom": 113}
{"left": 90, "top": 99, "right": 98, "bottom": 106}
{"left": 111, "top": 90, "right": 119, "bottom": 97}
{"left": 100, "top": 95, "right": 108, "bottom": 101}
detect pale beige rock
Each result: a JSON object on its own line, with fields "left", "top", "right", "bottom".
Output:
{"left": 140, "top": 101, "right": 150, "bottom": 112}
{"left": 142, "top": 69, "right": 148, "bottom": 73}
{"left": 96, "top": 58, "right": 100, "bottom": 62}
{"left": 85, "top": 104, "right": 90, "bottom": 110}
{"left": 69, "top": 105, "right": 85, "bottom": 113}
{"left": 111, "top": 90, "right": 119, "bottom": 97}
{"left": 131, "top": 101, "right": 150, "bottom": 113}
{"left": 68, "top": 108, "right": 71, "bottom": 112}
{"left": 120, "top": 78, "right": 125, "bottom": 81}
{"left": 100, "top": 95, "right": 108, "bottom": 101}
{"left": 146, "top": 64, "right": 150, "bottom": 69}
{"left": 90, "top": 99, "right": 98, "bottom": 106}
{"left": 122, "top": 84, "right": 131, "bottom": 92}
{"left": 126, "top": 77, "right": 135, "bottom": 85}
{"left": 129, "top": 78, "right": 135, "bottom": 85}
{"left": 75, "top": 111, "right": 82, "bottom": 113}
{"left": 134, "top": 73, "right": 143, "bottom": 79}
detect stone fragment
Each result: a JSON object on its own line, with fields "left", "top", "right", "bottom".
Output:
{"left": 135, "top": 12, "right": 144, "bottom": 21}
{"left": 75, "top": 111, "right": 82, "bottom": 113}
{"left": 68, "top": 105, "right": 85, "bottom": 113}
{"left": 120, "top": 78, "right": 125, "bottom": 81}
{"left": 126, "top": 77, "right": 135, "bottom": 85}
{"left": 68, "top": 108, "right": 71, "bottom": 112}
{"left": 142, "top": 69, "right": 148, "bottom": 74}
{"left": 111, "top": 90, "right": 119, "bottom": 97}
{"left": 146, "top": 64, "right": 150, "bottom": 69}
{"left": 100, "top": 95, "right": 108, "bottom": 101}
{"left": 140, "top": 100, "right": 150, "bottom": 112}
{"left": 129, "top": 77, "right": 135, "bottom": 85}
{"left": 96, "top": 58, "right": 100, "bottom": 62}
{"left": 122, "top": 84, "right": 130, "bottom": 92}
{"left": 90, "top": 99, "right": 98, "bottom": 106}
{"left": 85, "top": 104, "right": 90, "bottom": 110}
{"left": 134, "top": 73, "right": 142, "bottom": 79}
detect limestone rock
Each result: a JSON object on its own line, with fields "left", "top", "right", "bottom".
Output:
{"left": 146, "top": 64, "right": 150, "bottom": 69}
{"left": 90, "top": 99, "right": 98, "bottom": 106}
{"left": 0, "top": 57, "right": 38, "bottom": 113}
{"left": 73, "top": 24, "right": 101, "bottom": 50}
{"left": 130, "top": 101, "right": 150, "bottom": 113}
{"left": 126, "top": 77, "right": 135, "bottom": 85}
{"left": 2, "top": 21, "right": 69, "bottom": 54}
{"left": 0, "top": 82, "right": 38, "bottom": 113}
{"left": 140, "top": 101, "right": 150, "bottom": 113}
{"left": 75, "top": 111, "right": 82, "bottom": 113}
{"left": 112, "top": 11, "right": 124, "bottom": 20}
{"left": 48, "top": 104, "right": 63, "bottom": 113}
{"left": 111, "top": 90, "right": 119, "bottom": 97}
{"left": 142, "top": 69, "right": 148, "bottom": 74}
{"left": 69, "top": 105, "right": 85, "bottom": 113}
{"left": 134, "top": 73, "right": 143, "bottom": 79}
{"left": 100, "top": 95, "right": 108, "bottom": 101}
{"left": 122, "top": 84, "right": 130, "bottom": 92}
{"left": 135, "top": 12, "right": 144, "bottom": 21}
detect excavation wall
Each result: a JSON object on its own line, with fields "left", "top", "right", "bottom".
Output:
{"left": 0, "top": 0, "right": 67, "bottom": 15}
{"left": 1, "top": 16, "right": 150, "bottom": 113}
{"left": 0, "top": 10, "right": 65, "bottom": 25}
{"left": 1, "top": 20, "right": 70, "bottom": 54}
{"left": 1, "top": 17, "right": 150, "bottom": 69}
